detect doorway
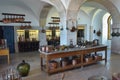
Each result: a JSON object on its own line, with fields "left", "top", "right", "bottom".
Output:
{"left": 77, "top": 25, "right": 85, "bottom": 45}
{"left": 0, "top": 26, "right": 15, "bottom": 53}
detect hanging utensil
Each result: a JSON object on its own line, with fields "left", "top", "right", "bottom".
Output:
{"left": 116, "top": 28, "right": 120, "bottom": 37}
{"left": 111, "top": 28, "right": 116, "bottom": 37}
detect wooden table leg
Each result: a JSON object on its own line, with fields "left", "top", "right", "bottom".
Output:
{"left": 40, "top": 55, "right": 43, "bottom": 70}
{"left": 105, "top": 49, "right": 107, "bottom": 64}
{"left": 8, "top": 54, "right": 10, "bottom": 64}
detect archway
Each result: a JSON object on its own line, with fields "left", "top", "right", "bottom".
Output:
{"left": 102, "top": 13, "right": 111, "bottom": 48}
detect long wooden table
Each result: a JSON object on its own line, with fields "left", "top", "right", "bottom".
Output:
{"left": 40, "top": 45, "right": 107, "bottom": 74}
{"left": 0, "top": 48, "right": 10, "bottom": 64}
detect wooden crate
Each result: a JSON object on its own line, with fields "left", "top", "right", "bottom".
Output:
{"left": 96, "top": 56, "right": 102, "bottom": 61}
{"left": 84, "top": 57, "right": 93, "bottom": 63}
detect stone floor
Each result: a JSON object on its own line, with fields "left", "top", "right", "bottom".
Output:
{"left": 0, "top": 49, "right": 120, "bottom": 80}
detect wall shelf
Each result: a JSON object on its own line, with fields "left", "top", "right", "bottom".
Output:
{"left": 0, "top": 13, "right": 31, "bottom": 24}
{"left": 2, "top": 13, "right": 25, "bottom": 16}
{"left": 51, "top": 17, "right": 60, "bottom": 19}
{"left": 48, "top": 22, "right": 59, "bottom": 24}
{"left": 0, "top": 20, "right": 31, "bottom": 23}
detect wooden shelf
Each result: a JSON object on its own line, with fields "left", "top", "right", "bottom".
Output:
{"left": 2, "top": 13, "right": 25, "bottom": 16}
{"left": 16, "top": 21, "right": 31, "bottom": 23}
{"left": 48, "top": 63, "right": 82, "bottom": 74}
{"left": 0, "top": 13, "right": 31, "bottom": 24}
{"left": 2, "top": 20, "right": 31, "bottom": 23}
{"left": 52, "top": 20, "right": 60, "bottom": 22}
{"left": 48, "top": 22, "right": 59, "bottom": 24}
{"left": 83, "top": 58, "right": 105, "bottom": 66}
{"left": 0, "top": 20, "right": 31, "bottom": 23}
{"left": 51, "top": 17, "right": 60, "bottom": 19}
{"left": 48, "top": 17, "right": 60, "bottom": 26}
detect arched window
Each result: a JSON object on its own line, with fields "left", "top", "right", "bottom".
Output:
{"left": 107, "top": 15, "right": 112, "bottom": 40}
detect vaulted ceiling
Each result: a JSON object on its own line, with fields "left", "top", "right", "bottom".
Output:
{"left": 0, "top": 0, "right": 120, "bottom": 26}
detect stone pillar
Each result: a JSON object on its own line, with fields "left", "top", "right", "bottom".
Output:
{"left": 39, "top": 32, "right": 47, "bottom": 46}
{"left": 66, "top": 10, "right": 78, "bottom": 45}
{"left": 59, "top": 9, "right": 78, "bottom": 46}
{"left": 59, "top": 12, "right": 68, "bottom": 45}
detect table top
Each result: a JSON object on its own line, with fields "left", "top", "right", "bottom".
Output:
{"left": 40, "top": 45, "right": 107, "bottom": 55}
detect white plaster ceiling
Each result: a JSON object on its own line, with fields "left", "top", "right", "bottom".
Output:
{"left": 81, "top": 1, "right": 107, "bottom": 15}
{"left": 61, "top": 0, "right": 70, "bottom": 9}
{"left": 0, "top": 0, "right": 118, "bottom": 16}
{"left": 0, "top": 0, "right": 120, "bottom": 26}
{"left": 0, "top": 0, "right": 119, "bottom": 17}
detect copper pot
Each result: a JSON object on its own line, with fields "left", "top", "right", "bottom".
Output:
{"left": 49, "top": 61, "right": 58, "bottom": 70}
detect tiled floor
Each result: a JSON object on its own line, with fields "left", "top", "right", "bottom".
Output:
{"left": 0, "top": 49, "right": 120, "bottom": 80}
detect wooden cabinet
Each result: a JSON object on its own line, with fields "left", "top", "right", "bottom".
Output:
{"left": 18, "top": 41, "right": 39, "bottom": 52}
{"left": 0, "top": 48, "right": 10, "bottom": 64}
{"left": 40, "top": 45, "right": 107, "bottom": 74}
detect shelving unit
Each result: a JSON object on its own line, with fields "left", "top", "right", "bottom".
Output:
{"left": 18, "top": 41, "right": 39, "bottom": 52}
{"left": 0, "top": 13, "right": 32, "bottom": 29}
{"left": 17, "top": 30, "right": 39, "bottom": 52}
{"left": 0, "top": 13, "right": 25, "bottom": 23}
{"left": 40, "top": 45, "right": 107, "bottom": 74}
{"left": 17, "top": 30, "right": 39, "bottom": 41}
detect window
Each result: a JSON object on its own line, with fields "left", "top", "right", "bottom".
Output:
{"left": 107, "top": 15, "right": 112, "bottom": 40}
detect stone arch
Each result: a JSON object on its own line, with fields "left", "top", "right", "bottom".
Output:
{"left": 86, "top": 0, "right": 120, "bottom": 25}
{"left": 40, "top": 4, "right": 52, "bottom": 27}
{"left": 85, "top": 0, "right": 120, "bottom": 53}
{"left": 67, "top": 0, "right": 86, "bottom": 20}
{"left": 67, "top": 0, "right": 120, "bottom": 26}
{"left": 40, "top": 0, "right": 66, "bottom": 28}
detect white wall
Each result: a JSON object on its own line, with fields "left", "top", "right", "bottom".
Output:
{"left": 112, "top": 37, "right": 120, "bottom": 54}
{"left": 92, "top": 9, "right": 107, "bottom": 44}
{"left": 0, "top": 2, "right": 43, "bottom": 52}
{"left": 77, "top": 10, "right": 91, "bottom": 41}
{"left": 0, "top": 5, "right": 40, "bottom": 27}
{"left": 46, "top": 7, "right": 60, "bottom": 27}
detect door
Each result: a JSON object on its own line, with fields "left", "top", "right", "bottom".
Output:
{"left": 2, "top": 26, "right": 15, "bottom": 53}
{"left": 0, "top": 27, "right": 3, "bottom": 39}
